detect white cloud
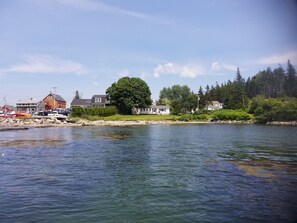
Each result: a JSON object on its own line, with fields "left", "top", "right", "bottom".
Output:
{"left": 154, "top": 62, "right": 205, "bottom": 78}
{"left": 51, "top": 0, "right": 164, "bottom": 23}
{"left": 257, "top": 51, "right": 297, "bottom": 65}
{"left": 0, "top": 55, "right": 87, "bottom": 75}
{"left": 211, "top": 62, "right": 237, "bottom": 72}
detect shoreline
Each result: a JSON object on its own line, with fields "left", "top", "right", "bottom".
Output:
{"left": 0, "top": 117, "right": 296, "bottom": 130}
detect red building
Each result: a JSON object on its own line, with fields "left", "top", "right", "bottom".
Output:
{"left": 43, "top": 93, "right": 66, "bottom": 110}
{"left": 1, "top": 105, "right": 15, "bottom": 113}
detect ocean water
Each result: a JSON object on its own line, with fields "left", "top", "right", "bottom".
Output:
{"left": 0, "top": 124, "right": 296, "bottom": 223}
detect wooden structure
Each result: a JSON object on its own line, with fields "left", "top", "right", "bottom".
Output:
{"left": 43, "top": 93, "right": 66, "bottom": 110}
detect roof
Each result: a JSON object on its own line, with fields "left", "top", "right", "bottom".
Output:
{"left": 17, "top": 99, "right": 40, "bottom": 104}
{"left": 2, "top": 105, "right": 15, "bottom": 110}
{"left": 52, "top": 93, "right": 66, "bottom": 102}
{"left": 150, "top": 105, "right": 170, "bottom": 109}
{"left": 44, "top": 93, "right": 66, "bottom": 102}
{"left": 71, "top": 99, "right": 92, "bottom": 106}
{"left": 211, "top": 101, "right": 222, "bottom": 104}
{"left": 92, "top": 95, "right": 108, "bottom": 98}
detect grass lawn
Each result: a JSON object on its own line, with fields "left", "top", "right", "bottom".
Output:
{"left": 103, "top": 114, "right": 179, "bottom": 121}
{"left": 71, "top": 114, "right": 179, "bottom": 121}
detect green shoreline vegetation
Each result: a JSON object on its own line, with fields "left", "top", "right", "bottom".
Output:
{"left": 70, "top": 108, "right": 253, "bottom": 122}
{"left": 70, "top": 60, "right": 297, "bottom": 124}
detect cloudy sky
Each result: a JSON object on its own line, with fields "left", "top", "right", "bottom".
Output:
{"left": 1, "top": 0, "right": 297, "bottom": 105}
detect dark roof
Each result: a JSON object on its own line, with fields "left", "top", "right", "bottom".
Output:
{"left": 44, "top": 93, "right": 66, "bottom": 102}
{"left": 92, "top": 95, "right": 108, "bottom": 98}
{"left": 71, "top": 99, "right": 92, "bottom": 106}
{"left": 51, "top": 93, "right": 66, "bottom": 102}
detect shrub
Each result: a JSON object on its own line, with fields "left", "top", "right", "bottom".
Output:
{"left": 211, "top": 109, "right": 251, "bottom": 121}
{"left": 248, "top": 96, "right": 297, "bottom": 123}
{"left": 71, "top": 106, "right": 118, "bottom": 117}
{"left": 178, "top": 114, "right": 208, "bottom": 121}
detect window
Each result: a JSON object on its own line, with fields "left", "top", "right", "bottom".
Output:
{"left": 95, "top": 97, "right": 102, "bottom": 103}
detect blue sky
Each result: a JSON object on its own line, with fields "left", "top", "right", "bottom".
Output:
{"left": 1, "top": 0, "right": 297, "bottom": 106}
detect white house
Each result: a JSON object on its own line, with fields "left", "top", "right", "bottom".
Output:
{"left": 206, "top": 101, "right": 224, "bottom": 110}
{"left": 133, "top": 105, "right": 170, "bottom": 115}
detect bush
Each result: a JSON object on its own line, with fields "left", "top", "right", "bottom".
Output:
{"left": 211, "top": 109, "right": 251, "bottom": 121}
{"left": 178, "top": 114, "right": 208, "bottom": 121}
{"left": 248, "top": 96, "right": 297, "bottom": 123}
{"left": 71, "top": 106, "right": 118, "bottom": 117}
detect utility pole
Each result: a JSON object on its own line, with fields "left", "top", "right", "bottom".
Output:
{"left": 3, "top": 96, "right": 7, "bottom": 113}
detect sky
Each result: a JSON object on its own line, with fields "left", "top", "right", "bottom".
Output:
{"left": 1, "top": 0, "right": 297, "bottom": 106}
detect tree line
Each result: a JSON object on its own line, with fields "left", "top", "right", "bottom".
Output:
{"left": 158, "top": 60, "right": 297, "bottom": 115}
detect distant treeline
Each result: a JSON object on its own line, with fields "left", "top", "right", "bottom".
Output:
{"left": 158, "top": 60, "right": 297, "bottom": 122}
{"left": 199, "top": 60, "right": 297, "bottom": 110}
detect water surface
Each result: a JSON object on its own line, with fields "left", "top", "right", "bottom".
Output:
{"left": 0, "top": 124, "right": 296, "bottom": 222}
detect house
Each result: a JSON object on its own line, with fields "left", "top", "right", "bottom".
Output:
{"left": 16, "top": 98, "right": 44, "bottom": 113}
{"left": 91, "top": 95, "right": 110, "bottom": 107}
{"left": 206, "top": 101, "right": 224, "bottom": 110}
{"left": 70, "top": 99, "right": 92, "bottom": 108}
{"left": 70, "top": 95, "right": 110, "bottom": 108}
{"left": 43, "top": 93, "right": 66, "bottom": 110}
{"left": 133, "top": 105, "right": 170, "bottom": 115}
{"left": 2, "top": 105, "right": 15, "bottom": 113}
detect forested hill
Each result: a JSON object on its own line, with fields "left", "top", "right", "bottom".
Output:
{"left": 199, "top": 60, "right": 297, "bottom": 109}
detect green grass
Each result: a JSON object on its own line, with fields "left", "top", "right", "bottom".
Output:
{"left": 70, "top": 114, "right": 179, "bottom": 121}
{"left": 103, "top": 114, "right": 179, "bottom": 121}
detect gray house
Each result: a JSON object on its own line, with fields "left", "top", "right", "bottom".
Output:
{"left": 70, "top": 99, "right": 92, "bottom": 108}
{"left": 16, "top": 99, "right": 44, "bottom": 113}
{"left": 91, "top": 95, "right": 110, "bottom": 107}
{"left": 70, "top": 95, "right": 110, "bottom": 108}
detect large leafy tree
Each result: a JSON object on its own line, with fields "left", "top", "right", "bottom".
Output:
{"left": 159, "top": 85, "right": 197, "bottom": 114}
{"left": 106, "top": 77, "right": 152, "bottom": 114}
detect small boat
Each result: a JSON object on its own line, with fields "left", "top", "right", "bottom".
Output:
{"left": 15, "top": 112, "right": 32, "bottom": 118}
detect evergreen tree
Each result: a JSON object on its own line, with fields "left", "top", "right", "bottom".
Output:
{"left": 285, "top": 60, "right": 297, "bottom": 97}
{"left": 198, "top": 86, "right": 206, "bottom": 108}
{"left": 74, "top": 90, "right": 80, "bottom": 99}
{"left": 273, "top": 65, "right": 285, "bottom": 97}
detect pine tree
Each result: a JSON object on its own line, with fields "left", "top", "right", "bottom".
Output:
{"left": 74, "top": 90, "right": 80, "bottom": 99}
{"left": 285, "top": 60, "right": 297, "bottom": 97}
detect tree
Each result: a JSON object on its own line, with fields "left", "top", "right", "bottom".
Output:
{"left": 106, "top": 77, "right": 152, "bottom": 114}
{"left": 74, "top": 90, "right": 80, "bottom": 99}
{"left": 285, "top": 60, "right": 297, "bottom": 97}
{"left": 198, "top": 86, "right": 206, "bottom": 108}
{"left": 158, "top": 85, "right": 197, "bottom": 113}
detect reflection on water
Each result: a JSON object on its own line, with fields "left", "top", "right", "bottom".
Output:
{"left": 0, "top": 125, "right": 296, "bottom": 223}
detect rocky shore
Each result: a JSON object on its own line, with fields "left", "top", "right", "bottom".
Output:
{"left": 0, "top": 117, "right": 182, "bottom": 128}
{"left": 0, "top": 117, "right": 295, "bottom": 130}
